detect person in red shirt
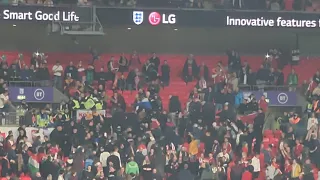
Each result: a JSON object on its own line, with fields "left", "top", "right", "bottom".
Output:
{"left": 284, "top": 160, "right": 292, "bottom": 179}
{"left": 293, "top": 139, "right": 304, "bottom": 160}
{"left": 222, "top": 138, "right": 232, "bottom": 154}
{"left": 258, "top": 95, "right": 268, "bottom": 113}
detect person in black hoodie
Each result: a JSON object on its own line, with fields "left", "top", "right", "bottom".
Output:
{"left": 37, "top": 63, "right": 50, "bottom": 85}
{"left": 95, "top": 67, "right": 107, "bottom": 88}
{"left": 227, "top": 50, "right": 242, "bottom": 74}
{"left": 256, "top": 64, "right": 270, "bottom": 85}
{"left": 65, "top": 61, "right": 78, "bottom": 80}
{"left": 201, "top": 131, "right": 214, "bottom": 156}
{"left": 107, "top": 147, "right": 121, "bottom": 171}
{"left": 202, "top": 101, "right": 215, "bottom": 127}
{"left": 0, "top": 150, "right": 9, "bottom": 177}
{"left": 127, "top": 69, "right": 139, "bottom": 91}
{"left": 275, "top": 68, "right": 284, "bottom": 85}
{"left": 168, "top": 96, "right": 181, "bottom": 114}
{"left": 218, "top": 103, "right": 235, "bottom": 124}
{"left": 238, "top": 99, "right": 249, "bottom": 115}
{"left": 247, "top": 68, "right": 256, "bottom": 86}
{"left": 118, "top": 53, "right": 129, "bottom": 73}
{"left": 50, "top": 125, "right": 65, "bottom": 149}
{"left": 161, "top": 60, "right": 170, "bottom": 86}
{"left": 253, "top": 108, "right": 265, "bottom": 153}
{"left": 247, "top": 98, "right": 259, "bottom": 112}
{"left": 267, "top": 68, "right": 276, "bottom": 85}
{"left": 149, "top": 53, "right": 160, "bottom": 72}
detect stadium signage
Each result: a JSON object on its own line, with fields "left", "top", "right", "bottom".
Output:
{"left": 242, "top": 91, "right": 297, "bottom": 106}
{"left": 8, "top": 87, "right": 54, "bottom": 102}
{"left": 3, "top": 9, "right": 79, "bottom": 21}
{"left": 0, "top": 5, "right": 82, "bottom": 22}
{"left": 1, "top": 5, "right": 320, "bottom": 28}
{"left": 94, "top": 8, "right": 320, "bottom": 28}
{"left": 133, "top": 11, "right": 176, "bottom": 26}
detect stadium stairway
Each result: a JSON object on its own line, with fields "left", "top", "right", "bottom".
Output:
{"left": 2, "top": 51, "right": 316, "bottom": 110}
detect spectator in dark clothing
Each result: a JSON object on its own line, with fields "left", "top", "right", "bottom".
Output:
{"left": 50, "top": 125, "right": 65, "bottom": 149}
{"left": 247, "top": 98, "right": 259, "bottom": 112}
{"left": 253, "top": 109, "right": 265, "bottom": 153}
{"left": 169, "top": 96, "right": 181, "bottom": 113}
{"left": 204, "top": 86, "right": 214, "bottom": 102}
{"left": 224, "top": 89, "right": 235, "bottom": 106}
{"left": 238, "top": 99, "right": 249, "bottom": 114}
{"left": 161, "top": 60, "right": 170, "bottom": 86}
{"left": 183, "top": 54, "right": 198, "bottom": 83}
{"left": 202, "top": 101, "right": 215, "bottom": 127}
{"left": 20, "top": 65, "right": 33, "bottom": 81}
{"left": 276, "top": 69, "right": 284, "bottom": 85}
{"left": 0, "top": 155, "right": 9, "bottom": 177}
{"left": 313, "top": 71, "right": 320, "bottom": 84}
{"left": 178, "top": 164, "right": 194, "bottom": 180}
{"left": 65, "top": 61, "right": 78, "bottom": 80}
{"left": 8, "top": 63, "right": 20, "bottom": 81}
{"left": 214, "top": 89, "right": 225, "bottom": 112}
{"left": 230, "top": 161, "right": 244, "bottom": 180}
{"left": 127, "top": 69, "right": 139, "bottom": 90}
{"left": 227, "top": 50, "right": 242, "bottom": 73}
{"left": 247, "top": 68, "right": 256, "bottom": 85}
{"left": 267, "top": 68, "right": 276, "bottom": 85}
{"left": 149, "top": 53, "right": 160, "bottom": 72}
{"left": 0, "top": 64, "right": 10, "bottom": 81}
{"left": 218, "top": 103, "right": 235, "bottom": 123}
{"left": 117, "top": 74, "right": 127, "bottom": 91}
{"left": 118, "top": 53, "right": 129, "bottom": 73}
{"left": 95, "top": 68, "right": 107, "bottom": 88}
{"left": 37, "top": 64, "right": 50, "bottom": 81}
{"left": 256, "top": 64, "right": 270, "bottom": 83}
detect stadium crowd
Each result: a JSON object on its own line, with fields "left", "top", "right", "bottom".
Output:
{"left": 0, "top": 50, "right": 319, "bottom": 180}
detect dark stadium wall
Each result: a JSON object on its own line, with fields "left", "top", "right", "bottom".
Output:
{"left": 0, "top": 22, "right": 318, "bottom": 55}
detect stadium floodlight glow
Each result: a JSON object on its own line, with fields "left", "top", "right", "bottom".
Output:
{"left": 265, "top": 53, "right": 270, "bottom": 59}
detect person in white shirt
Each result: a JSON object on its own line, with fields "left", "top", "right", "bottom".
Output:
{"left": 0, "top": 90, "right": 9, "bottom": 113}
{"left": 52, "top": 61, "right": 63, "bottom": 91}
{"left": 306, "top": 113, "right": 318, "bottom": 141}
{"left": 251, "top": 154, "right": 261, "bottom": 179}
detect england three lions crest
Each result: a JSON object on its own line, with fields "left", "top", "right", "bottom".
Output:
{"left": 133, "top": 11, "right": 144, "bottom": 25}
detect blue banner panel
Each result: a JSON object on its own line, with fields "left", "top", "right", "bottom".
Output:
{"left": 242, "top": 91, "right": 297, "bottom": 106}
{"left": 8, "top": 87, "right": 54, "bottom": 102}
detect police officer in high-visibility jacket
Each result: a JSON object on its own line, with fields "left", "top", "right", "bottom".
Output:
{"left": 95, "top": 99, "right": 104, "bottom": 110}
{"left": 84, "top": 96, "right": 95, "bottom": 110}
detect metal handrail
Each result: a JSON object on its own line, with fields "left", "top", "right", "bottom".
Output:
{"left": 7, "top": 80, "right": 52, "bottom": 87}
{"left": 238, "top": 84, "right": 292, "bottom": 91}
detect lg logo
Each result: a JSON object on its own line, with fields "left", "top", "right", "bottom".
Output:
{"left": 148, "top": 12, "right": 176, "bottom": 26}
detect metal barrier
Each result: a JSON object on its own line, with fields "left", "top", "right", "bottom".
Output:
{"left": 7, "top": 80, "right": 52, "bottom": 87}
{"left": 238, "top": 84, "right": 291, "bottom": 91}
{"left": 0, "top": 112, "right": 20, "bottom": 126}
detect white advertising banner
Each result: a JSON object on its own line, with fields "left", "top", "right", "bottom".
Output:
{"left": 76, "top": 109, "right": 106, "bottom": 122}
{"left": 0, "top": 127, "right": 54, "bottom": 142}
